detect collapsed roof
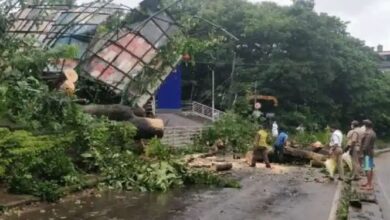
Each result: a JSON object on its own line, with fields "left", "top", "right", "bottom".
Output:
{"left": 6, "top": 0, "right": 181, "bottom": 107}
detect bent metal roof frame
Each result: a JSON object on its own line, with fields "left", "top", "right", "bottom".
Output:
{"left": 81, "top": 10, "right": 180, "bottom": 106}
{"left": 7, "top": 0, "right": 183, "bottom": 107}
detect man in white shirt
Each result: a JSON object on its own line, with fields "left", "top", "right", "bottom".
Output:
{"left": 272, "top": 121, "right": 279, "bottom": 138}
{"left": 329, "top": 123, "right": 344, "bottom": 180}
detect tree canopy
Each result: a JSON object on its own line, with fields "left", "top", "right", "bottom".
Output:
{"left": 2, "top": 0, "right": 390, "bottom": 134}
{"left": 165, "top": 0, "right": 390, "bottom": 135}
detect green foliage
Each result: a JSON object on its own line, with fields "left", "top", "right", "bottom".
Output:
{"left": 34, "top": 181, "right": 63, "bottom": 202}
{"left": 32, "top": 147, "right": 77, "bottom": 183}
{"left": 71, "top": 118, "right": 138, "bottom": 171}
{"left": 1, "top": 76, "right": 81, "bottom": 131}
{"left": 336, "top": 183, "right": 353, "bottom": 220}
{"left": 145, "top": 138, "right": 172, "bottom": 160}
{"left": 348, "top": 74, "right": 390, "bottom": 136}
{"left": 0, "top": 31, "right": 79, "bottom": 132}
{"left": 172, "top": 0, "right": 390, "bottom": 135}
{"left": 184, "top": 170, "right": 240, "bottom": 188}
{"left": 0, "top": 37, "right": 77, "bottom": 81}
{"left": 0, "top": 129, "right": 73, "bottom": 178}
{"left": 97, "top": 150, "right": 183, "bottom": 192}
{"left": 75, "top": 77, "right": 121, "bottom": 104}
{"left": 292, "top": 130, "right": 330, "bottom": 147}
{"left": 2, "top": 130, "right": 78, "bottom": 201}
{"left": 199, "top": 112, "right": 257, "bottom": 153}
{"left": 0, "top": 115, "right": 139, "bottom": 201}
{"left": 89, "top": 137, "right": 240, "bottom": 192}
{"left": 0, "top": 2, "right": 240, "bottom": 201}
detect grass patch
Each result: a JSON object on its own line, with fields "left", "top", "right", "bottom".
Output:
{"left": 376, "top": 139, "right": 390, "bottom": 150}
{"left": 336, "top": 183, "right": 353, "bottom": 220}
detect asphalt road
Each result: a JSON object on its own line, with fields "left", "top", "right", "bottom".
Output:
{"left": 2, "top": 164, "right": 337, "bottom": 220}
{"left": 375, "top": 152, "right": 390, "bottom": 220}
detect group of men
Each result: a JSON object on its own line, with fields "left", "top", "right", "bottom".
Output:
{"left": 329, "top": 119, "right": 376, "bottom": 190}
{"left": 251, "top": 119, "right": 377, "bottom": 190}
{"left": 251, "top": 121, "right": 288, "bottom": 169}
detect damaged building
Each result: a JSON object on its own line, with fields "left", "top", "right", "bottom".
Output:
{"left": 6, "top": 0, "right": 183, "bottom": 113}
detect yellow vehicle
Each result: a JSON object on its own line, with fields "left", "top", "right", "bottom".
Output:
{"left": 248, "top": 94, "right": 278, "bottom": 124}
{"left": 248, "top": 95, "right": 278, "bottom": 107}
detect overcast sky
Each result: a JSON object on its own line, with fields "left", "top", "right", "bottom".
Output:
{"left": 103, "top": 0, "right": 390, "bottom": 50}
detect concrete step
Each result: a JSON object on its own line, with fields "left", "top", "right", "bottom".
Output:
{"left": 157, "top": 113, "right": 205, "bottom": 128}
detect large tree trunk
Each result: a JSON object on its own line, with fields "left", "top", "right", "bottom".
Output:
{"left": 245, "top": 147, "right": 327, "bottom": 165}
{"left": 80, "top": 104, "right": 163, "bottom": 139}
{"left": 131, "top": 116, "right": 164, "bottom": 139}
{"left": 310, "top": 160, "right": 325, "bottom": 168}
{"left": 284, "top": 146, "right": 327, "bottom": 163}
{"left": 80, "top": 104, "right": 146, "bottom": 120}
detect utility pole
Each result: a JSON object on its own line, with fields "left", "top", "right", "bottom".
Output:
{"left": 254, "top": 81, "right": 257, "bottom": 104}
{"left": 212, "top": 68, "right": 215, "bottom": 121}
{"left": 229, "top": 51, "right": 236, "bottom": 107}
{"left": 192, "top": 15, "right": 239, "bottom": 119}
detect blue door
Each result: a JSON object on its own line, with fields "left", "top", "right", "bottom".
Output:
{"left": 156, "top": 65, "right": 182, "bottom": 110}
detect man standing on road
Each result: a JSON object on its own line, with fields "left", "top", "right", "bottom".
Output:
{"left": 361, "top": 120, "right": 376, "bottom": 190}
{"left": 356, "top": 121, "right": 366, "bottom": 169}
{"left": 251, "top": 125, "right": 272, "bottom": 168}
{"left": 274, "top": 127, "right": 288, "bottom": 163}
{"left": 272, "top": 120, "right": 279, "bottom": 138}
{"left": 329, "top": 123, "right": 344, "bottom": 180}
{"left": 346, "top": 120, "right": 361, "bottom": 180}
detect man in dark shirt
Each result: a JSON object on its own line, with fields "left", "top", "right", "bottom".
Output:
{"left": 361, "top": 120, "right": 376, "bottom": 190}
{"left": 273, "top": 127, "right": 288, "bottom": 163}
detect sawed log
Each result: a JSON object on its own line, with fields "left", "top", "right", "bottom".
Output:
{"left": 245, "top": 146, "right": 326, "bottom": 165}
{"left": 284, "top": 146, "right": 327, "bottom": 163}
{"left": 80, "top": 104, "right": 163, "bottom": 139}
{"left": 212, "top": 162, "right": 233, "bottom": 171}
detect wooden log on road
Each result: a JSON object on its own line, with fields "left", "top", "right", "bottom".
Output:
{"left": 213, "top": 162, "right": 233, "bottom": 171}
{"left": 284, "top": 146, "right": 327, "bottom": 163}
{"left": 245, "top": 146, "right": 326, "bottom": 165}
{"left": 310, "top": 160, "right": 324, "bottom": 168}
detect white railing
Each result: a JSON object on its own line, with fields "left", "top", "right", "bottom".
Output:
{"left": 160, "top": 102, "right": 223, "bottom": 147}
{"left": 161, "top": 126, "right": 208, "bottom": 148}
{"left": 191, "top": 101, "right": 224, "bottom": 121}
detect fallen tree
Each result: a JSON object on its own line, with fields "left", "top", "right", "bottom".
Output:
{"left": 80, "top": 104, "right": 164, "bottom": 139}
{"left": 284, "top": 146, "right": 327, "bottom": 163}
{"left": 246, "top": 146, "right": 327, "bottom": 165}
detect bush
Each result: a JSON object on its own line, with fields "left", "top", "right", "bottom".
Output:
{"left": 68, "top": 117, "right": 138, "bottom": 171}
{"left": 184, "top": 170, "right": 240, "bottom": 188}
{"left": 31, "top": 147, "right": 77, "bottom": 183}
{"left": 0, "top": 128, "right": 79, "bottom": 201}
{"left": 145, "top": 138, "right": 172, "bottom": 160}
{"left": 99, "top": 150, "right": 184, "bottom": 192}
{"left": 198, "top": 112, "right": 257, "bottom": 153}
{"left": 0, "top": 129, "right": 73, "bottom": 178}
{"left": 291, "top": 130, "right": 331, "bottom": 147}
{"left": 6, "top": 146, "right": 78, "bottom": 201}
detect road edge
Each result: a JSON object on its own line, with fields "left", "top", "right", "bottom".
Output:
{"left": 327, "top": 181, "right": 343, "bottom": 220}
{"left": 375, "top": 148, "right": 390, "bottom": 157}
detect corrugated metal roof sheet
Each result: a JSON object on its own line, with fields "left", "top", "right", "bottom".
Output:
{"left": 6, "top": 1, "right": 182, "bottom": 107}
